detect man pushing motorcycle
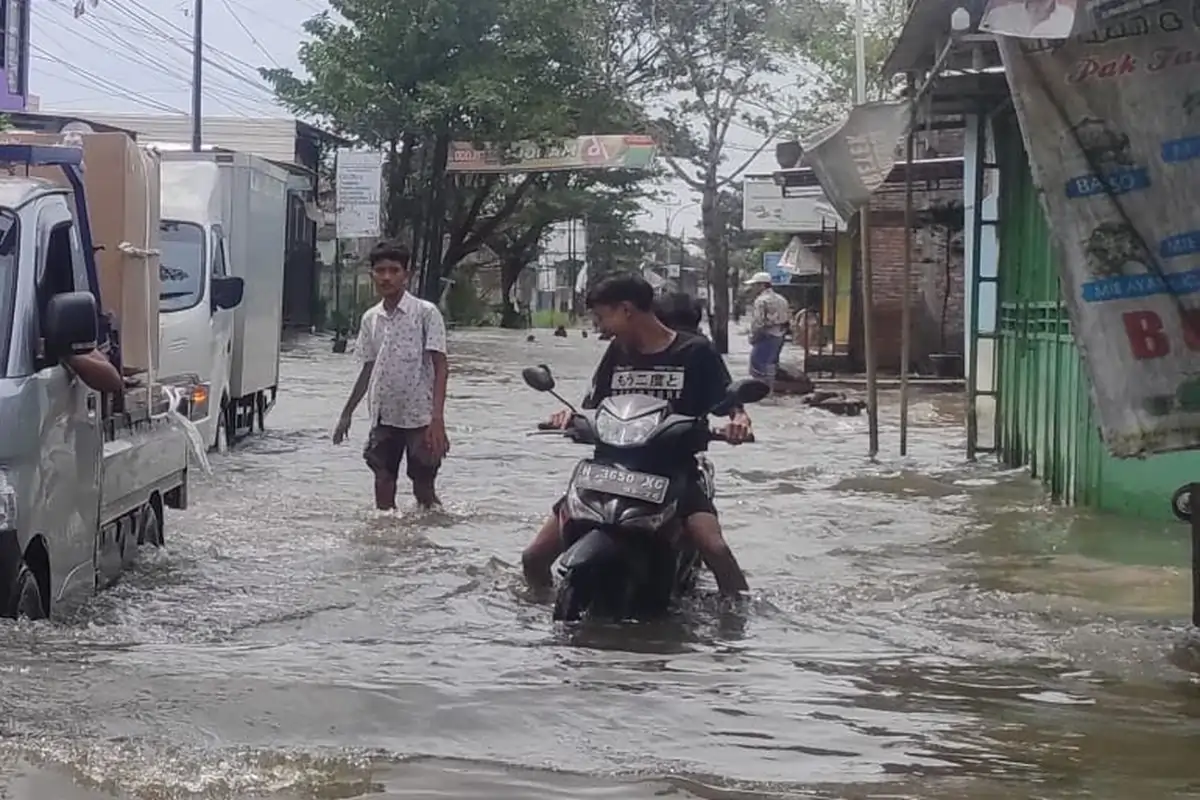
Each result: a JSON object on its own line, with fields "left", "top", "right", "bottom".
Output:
{"left": 521, "top": 273, "right": 752, "bottom": 597}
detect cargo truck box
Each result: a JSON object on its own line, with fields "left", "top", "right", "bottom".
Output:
{"left": 0, "top": 130, "right": 161, "bottom": 376}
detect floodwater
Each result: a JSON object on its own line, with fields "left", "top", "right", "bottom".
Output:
{"left": 2, "top": 329, "right": 1199, "bottom": 799}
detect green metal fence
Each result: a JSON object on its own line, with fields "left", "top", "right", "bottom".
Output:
{"left": 993, "top": 116, "right": 1197, "bottom": 521}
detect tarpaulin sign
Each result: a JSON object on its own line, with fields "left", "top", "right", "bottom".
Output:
{"left": 999, "top": 0, "right": 1200, "bottom": 455}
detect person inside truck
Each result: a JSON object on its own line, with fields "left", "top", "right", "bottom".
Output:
{"left": 68, "top": 348, "right": 124, "bottom": 394}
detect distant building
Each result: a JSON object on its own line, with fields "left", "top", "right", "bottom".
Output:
{"left": 0, "top": 0, "right": 30, "bottom": 111}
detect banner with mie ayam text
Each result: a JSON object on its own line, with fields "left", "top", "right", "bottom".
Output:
{"left": 998, "top": 0, "right": 1200, "bottom": 456}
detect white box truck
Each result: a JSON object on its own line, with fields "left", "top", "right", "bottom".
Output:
{"left": 155, "top": 147, "right": 288, "bottom": 447}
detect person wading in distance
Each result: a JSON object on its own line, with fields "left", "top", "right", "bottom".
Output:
{"left": 333, "top": 240, "right": 450, "bottom": 510}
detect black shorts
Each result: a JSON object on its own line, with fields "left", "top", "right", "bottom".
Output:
{"left": 363, "top": 424, "right": 441, "bottom": 482}
{"left": 553, "top": 470, "right": 716, "bottom": 519}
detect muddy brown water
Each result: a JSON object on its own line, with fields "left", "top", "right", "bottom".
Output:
{"left": 1, "top": 330, "right": 1198, "bottom": 799}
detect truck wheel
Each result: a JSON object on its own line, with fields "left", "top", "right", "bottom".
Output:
{"left": 5, "top": 565, "right": 46, "bottom": 621}
{"left": 138, "top": 503, "right": 163, "bottom": 548}
{"left": 1172, "top": 485, "right": 1192, "bottom": 522}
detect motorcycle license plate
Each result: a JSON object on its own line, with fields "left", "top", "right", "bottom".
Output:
{"left": 573, "top": 461, "right": 669, "bottom": 504}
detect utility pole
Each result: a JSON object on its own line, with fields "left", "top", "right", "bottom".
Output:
{"left": 854, "top": 0, "right": 880, "bottom": 457}
{"left": 191, "top": 0, "right": 204, "bottom": 152}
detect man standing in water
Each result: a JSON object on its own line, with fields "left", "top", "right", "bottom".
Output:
{"left": 744, "top": 271, "right": 791, "bottom": 392}
{"left": 333, "top": 240, "right": 450, "bottom": 510}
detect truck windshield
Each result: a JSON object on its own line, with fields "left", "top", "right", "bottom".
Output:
{"left": 159, "top": 220, "right": 206, "bottom": 313}
{"left": 0, "top": 210, "right": 17, "bottom": 377}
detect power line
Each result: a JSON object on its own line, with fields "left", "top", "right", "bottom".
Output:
{"left": 31, "top": 44, "right": 187, "bottom": 114}
{"left": 220, "top": 0, "right": 281, "bottom": 68}
{"left": 34, "top": 9, "right": 265, "bottom": 116}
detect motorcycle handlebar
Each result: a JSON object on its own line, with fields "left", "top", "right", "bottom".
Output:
{"left": 709, "top": 429, "right": 755, "bottom": 444}
{"left": 533, "top": 420, "right": 755, "bottom": 444}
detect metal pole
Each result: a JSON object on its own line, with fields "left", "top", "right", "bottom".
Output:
{"left": 860, "top": 210, "right": 879, "bottom": 457}
{"left": 966, "top": 110, "right": 988, "bottom": 461}
{"left": 1192, "top": 483, "right": 1200, "bottom": 627}
{"left": 852, "top": 0, "right": 877, "bottom": 456}
{"left": 191, "top": 0, "right": 203, "bottom": 152}
{"left": 899, "top": 83, "right": 916, "bottom": 456}
{"left": 854, "top": 0, "right": 867, "bottom": 102}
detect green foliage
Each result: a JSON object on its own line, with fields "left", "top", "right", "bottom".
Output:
{"left": 263, "top": 0, "right": 658, "bottom": 307}
{"left": 790, "top": 0, "right": 908, "bottom": 133}
{"left": 443, "top": 266, "right": 495, "bottom": 326}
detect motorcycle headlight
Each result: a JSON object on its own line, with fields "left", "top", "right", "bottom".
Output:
{"left": 595, "top": 409, "right": 661, "bottom": 446}
{"left": 0, "top": 468, "right": 16, "bottom": 531}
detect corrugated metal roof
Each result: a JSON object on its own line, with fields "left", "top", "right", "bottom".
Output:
{"left": 62, "top": 114, "right": 302, "bottom": 166}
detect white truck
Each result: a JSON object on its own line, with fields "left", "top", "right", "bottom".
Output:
{"left": 0, "top": 142, "right": 192, "bottom": 618}
{"left": 153, "top": 147, "right": 289, "bottom": 449}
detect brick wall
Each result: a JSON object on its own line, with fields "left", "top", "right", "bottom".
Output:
{"left": 863, "top": 183, "right": 965, "bottom": 374}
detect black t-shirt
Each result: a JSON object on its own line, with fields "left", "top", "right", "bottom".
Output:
{"left": 582, "top": 332, "right": 732, "bottom": 418}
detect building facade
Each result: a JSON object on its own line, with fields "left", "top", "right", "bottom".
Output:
{"left": 0, "top": 0, "right": 30, "bottom": 111}
{"left": 885, "top": 6, "right": 1195, "bottom": 521}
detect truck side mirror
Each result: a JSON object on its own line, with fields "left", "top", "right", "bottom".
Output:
{"left": 45, "top": 291, "right": 99, "bottom": 360}
{"left": 211, "top": 276, "right": 244, "bottom": 312}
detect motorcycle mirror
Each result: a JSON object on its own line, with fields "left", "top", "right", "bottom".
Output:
{"left": 522, "top": 365, "right": 556, "bottom": 392}
{"left": 733, "top": 378, "right": 770, "bottom": 405}
{"left": 711, "top": 378, "right": 770, "bottom": 416}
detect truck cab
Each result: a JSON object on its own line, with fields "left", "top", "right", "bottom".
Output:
{"left": 157, "top": 157, "right": 243, "bottom": 450}
{"left": 0, "top": 143, "right": 189, "bottom": 619}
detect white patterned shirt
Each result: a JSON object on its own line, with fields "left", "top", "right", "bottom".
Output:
{"left": 356, "top": 292, "right": 448, "bottom": 429}
{"left": 750, "top": 289, "right": 791, "bottom": 339}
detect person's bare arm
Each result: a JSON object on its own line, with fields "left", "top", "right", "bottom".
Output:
{"left": 423, "top": 307, "right": 450, "bottom": 457}
{"left": 430, "top": 352, "right": 448, "bottom": 423}
{"left": 67, "top": 350, "right": 123, "bottom": 394}
{"left": 333, "top": 362, "right": 372, "bottom": 444}
{"left": 342, "top": 362, "right": 372, "bottom": 418}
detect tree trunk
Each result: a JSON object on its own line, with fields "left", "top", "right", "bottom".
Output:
{"left": 500, "top": 257, "right": 525, "bottom": 328}
{"left": 701, "top": 179, "right": 729, "bottom": 354}
{"left": 418, "top": 131, "right": 451, "bottom": 300}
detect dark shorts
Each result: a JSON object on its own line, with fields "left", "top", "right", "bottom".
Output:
{"left": 553, "top": 470, "right": 716, "bottom": 520}
{"left": 363, "top": 424, "right": 441, "bottom": 482}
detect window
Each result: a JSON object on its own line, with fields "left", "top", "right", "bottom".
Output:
{"left": 159, "top": 220, "right": 205, "bottom": 312}
{"left": 0, "top": 210, "right": 18, "bottom": 377}
{"left": 211, "top": 224, "right": 228, "bottom": 278}
{"left": 35, "top": 221, "right": 76, "bottom": 369}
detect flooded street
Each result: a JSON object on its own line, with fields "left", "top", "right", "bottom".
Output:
{"left": 2, "top": 329, "right": 1199, "bottom": 799}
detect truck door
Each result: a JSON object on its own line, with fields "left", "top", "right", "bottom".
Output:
{"left": 32, "top": 204, "right": 101, "bottom": 600}
{"left": 210, "top": 224, "right": 234, "bottom": 404}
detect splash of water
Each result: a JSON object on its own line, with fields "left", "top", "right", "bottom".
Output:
{"left": 161, "top": 384, "right": 213, "bottom": 476}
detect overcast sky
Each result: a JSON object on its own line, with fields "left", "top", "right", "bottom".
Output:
{"left": 33, "top": 0, "right": 780, "bottom": 240}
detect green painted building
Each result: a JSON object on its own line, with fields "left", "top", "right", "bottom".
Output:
{"left": 884, "top": 9, "right": 1194, "bottom": 522}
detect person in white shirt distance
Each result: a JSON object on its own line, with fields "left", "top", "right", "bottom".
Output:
{"left": 332, "top": 241, "right": 450, "bottom": 510}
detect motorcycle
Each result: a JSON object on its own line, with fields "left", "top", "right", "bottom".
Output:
{"left": 522, "top": 364, "right": 768, "bottom": 622}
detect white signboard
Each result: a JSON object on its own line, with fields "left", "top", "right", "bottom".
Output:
{"left": 335, "top": 149, "right": 383, "bottom": 239}
{"left": 742, "top": 178, "right": 841, "bottom": 233}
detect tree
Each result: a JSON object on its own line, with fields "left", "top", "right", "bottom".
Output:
{"left": 263, "top": 0, "right": 647, "bottom": 300}
{"left": 789, "top": 0, "right": 908, "bottom": 132}
{"left": 644, "top": 0, "right": 816, "bottom": 353}
{"left": 482, "top": 170, "right": 657, "bottom": 326}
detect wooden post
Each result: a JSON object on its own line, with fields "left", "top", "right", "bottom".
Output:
{"left": 859, "top": 207, "right": 879, "bottom": 457}
{"left": 899, "top": 98, "right": 916, "bottom": 456}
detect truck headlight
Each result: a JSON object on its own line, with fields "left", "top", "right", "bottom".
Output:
{"left": 0, "top": 468, "right": 16, "bottom": 530}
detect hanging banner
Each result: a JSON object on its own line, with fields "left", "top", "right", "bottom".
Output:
{"left": 980, "top": 0, "right": 1169, "bottom": 39}
{"left": 800, "top": 101, "right": 909, "bottom": 222}
{"left": 998, "top": 0, "right": 1200, "bottom": 456}
{"left": 446, "top": 135, "right": 657, "bottom": 173}
{"left": 335, "top": 149, "right": 383, "bottom": 239}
